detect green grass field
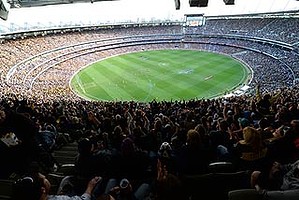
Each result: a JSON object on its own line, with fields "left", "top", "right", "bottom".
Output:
{"left": 70, "top": 49, "right": 249, "bottom": 102}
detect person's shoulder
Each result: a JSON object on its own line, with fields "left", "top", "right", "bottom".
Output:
{"left": 47, "top": 195, "right": 71, "bottom": 200}
{"left": 209, "top": 130, "right": 220, "bottom": 135}
{"left": 48, "top": 193, "right": 91, "bottom": 200}
{"left": 8, "top": 110, "right": 31, "bottom": 121}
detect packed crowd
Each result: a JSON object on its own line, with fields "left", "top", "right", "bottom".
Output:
{"left": 0, "top": 17, "right": 299, "bottom": 200}
{"left": 0, "top": 82, "right": 299, "bottom": 199}
{"left": 0, "top": 17, "right": 298, "bottom": 103}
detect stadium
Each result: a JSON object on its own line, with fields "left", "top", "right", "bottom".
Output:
{"left": 0, "top": 0, "right": 299, "bottom": 200}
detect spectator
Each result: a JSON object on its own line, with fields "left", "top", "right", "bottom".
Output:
{"left": 149, "top": 159, "right": 188, "bottom": 200}
{"left": 111, "top": 137, "right": 151, "bottom": 184}
{"left": 157, "top": 142, "right": 177, "bottom": 175}
{"left": 266, "top": 120, "right": 299, "bottom": 164}
{"left": 251, "top": 159, "right": 299, "bottom": 192}
{"left": 231, "top": 126, "right": 268, "bottom": 171}
{"left": 209, "top": 118, "right": 233, "bottom": 161}
{"left": 73, "top": 137, "right": 111, "bottom": 195}
{"left": 12, "top": 171, "right": 101, "bottom": 200}
{"left": 255, "top": 83, "right": 282, "bottom": 116}
{"left": 0, "top": 107, "right": 39, "bottom": 178}
{"left": 176, "top": 129, "right": 213, "bottom": 176}
{"left": 102, "top": 177, "right": 150, "bottom": 200}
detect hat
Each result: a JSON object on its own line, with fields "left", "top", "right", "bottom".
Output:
{"left": 238, "top": 117, "right": 250, "bottom": 128}
{"left": 120, "top": 178, "right": 130, "bottom": 189}
{"left": 158, "top": 142, "right": 172, "bottom": 159}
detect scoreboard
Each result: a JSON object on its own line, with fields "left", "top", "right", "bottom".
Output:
{"left": 184, "top": 14, "right": 206, "bottom": 27}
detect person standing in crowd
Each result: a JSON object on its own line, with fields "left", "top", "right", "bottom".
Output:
{"left": 255, "top": 83, "right": 282, "bottom": 117}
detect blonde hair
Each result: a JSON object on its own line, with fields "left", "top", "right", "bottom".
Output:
{"left": 240, "top": 126, "right": 267, "bottom": 161}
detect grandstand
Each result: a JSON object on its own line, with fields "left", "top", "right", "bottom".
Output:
{"left": 0, "top": 1, "right": 299, "bottom": 200}
{"left": 0, "top": 11, "right": 299, "bottom": 101}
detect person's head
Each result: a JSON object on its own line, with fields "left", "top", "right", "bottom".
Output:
{"left": 240, "top": 126, "right": 262, "bottom": 149}
{"left": 272, "top": 125, "right": 290, "bottom": 138}
{"left": 121, "top": 137, "right": 135, "bottom": 156}
{"left": 253, "top": 161, "right": 283, "bottom": 191}
{"left": 186, "top": 129, "right": 201, "bottom": 147}
{"left": 0, "top": 109, "right": 6, "bottom": 124}
{"left": 194, "top": 123, "right": 206, "bottom": 136}
{"left": 156, "top": 173, "right": 186, "bottom": 200}
{"left": 263, "top": 94, "right": 271, "bottom": 101}
{"left": 78, "top": 137, "right": 93, "bottom": 155}
{"left": 159, "top": 142, "right": 172, "bottom": 157}
{"left": 290, "top": 119, "right": 299, "bottom": 132}
{"left": 238, "top": 117, "right": 250, "bottom": 129}
{"left": 96, "top": 194, "right": 115, "bottom": 200}
{"left": 217, "top": 119, "right": 229, "bottom": 131}
{"left": 12, "top": 172, "right": 51, "bottom": 200}
{"left": 112, "top": 125, "right": 123, "bottom": 136}
{"left": 119, "top": 178, "right": 132, "bottom": 195}
{"left": 258, "top": 117, "right": 270, "bottom": 130}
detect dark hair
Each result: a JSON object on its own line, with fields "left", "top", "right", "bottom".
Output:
{"left": 156, "top": 174, "right": 187, "bottom": 200}
{"left": 78, "top": 137, "right": 92, "bottom": 155}
{"left": 96, "top": 193, "right": 113, "bottom": 200}
{"left": 12, "top": 173, "right": 43, "bottom": 200}
{"left": 256, "top": 163, "right": 284, "bottom": 191}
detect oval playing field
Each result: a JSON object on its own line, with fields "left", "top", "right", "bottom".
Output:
{"left": 70, "top": 49, "right": 250, "bottom": 102}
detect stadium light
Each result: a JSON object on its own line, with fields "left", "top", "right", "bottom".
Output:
{"left": 174, "top": 0, "right": 180, "bottom": 10}
{"left": 0, "top": 0, "right": 10, "bottom": 20}
{"left": 223, "top": 0, "right": 235, "bottom": 5}
{"left": 189, "top": 0, "right": 208, "bottom": 7}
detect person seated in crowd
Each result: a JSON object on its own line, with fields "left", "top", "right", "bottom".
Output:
{"left": 255, "top": 117, "right": 274, "bottom": 140}
{"left": 99, "top": 177, "right": 150, "bottom": 200}
{"left": 73, "top": 137, "right": 112, "bottom": 195}
{"left": 75, "top": 137, "right": 99, "bottom": 179}
{"left": 12, "top": 170, "right": 101, "bottom": 200}
{"left": 110, "top": 137, "right": 151, "bottom": 185}
{"left": 265, "top": 120, "right": 299, "bottom": 164}
{"left": 231, "top": 126, "right": 268, "bottom": 171}
{"left": 176, "top": 129, "right": 213, "bottom": 176}
{"left": 251, "top": 159, "right": 299, "bottom": 192}
{"left": 0, "top": 107, "right": 40, "bottom": 178}
{"left": 36, "top": 123, "right": 58, "bottom": 153}
{"left": 157, "top": 141, "right": 177, "bottom": 175}
{"left": 149, "top": 158, "right": 188, "bottom": 200}
{"left": 208, "top": 118, "right": 234, "bottom": 162}
{"left": 35, "top": 123, "right": 60, "bottom": 173}
{"left": 102, "top": 149, "right": 188, "bottom": 200}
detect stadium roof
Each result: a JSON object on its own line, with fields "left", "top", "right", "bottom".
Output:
{"left": 0, "top": 0, "right": 299, "bottom": 33}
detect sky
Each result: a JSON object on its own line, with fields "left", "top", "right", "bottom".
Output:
{"left": 0, "top": 0, "right": 299, "bottom": 32}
